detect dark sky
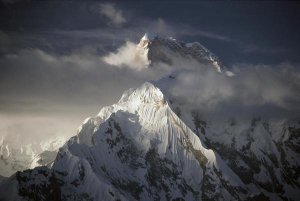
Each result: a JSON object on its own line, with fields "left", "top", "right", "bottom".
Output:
{"left": 1, "top": 1, "right": 299, "bottom": 64}
{"left": 0, "top": 0, "right": 299, "bottom": 140}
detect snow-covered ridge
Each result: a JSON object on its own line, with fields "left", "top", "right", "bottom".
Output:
{"left": 138, "top": 33, "right": 223, "bottom": 72}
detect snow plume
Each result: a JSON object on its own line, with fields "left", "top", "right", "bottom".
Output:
{"left": 102, "top": 41, "right": 150, "bottom": 70}
{"left": 97, "top": 3, "right": 126, "bottom": 26}
{"left": 162, "top": 63, "right": 300, "bottom": 119}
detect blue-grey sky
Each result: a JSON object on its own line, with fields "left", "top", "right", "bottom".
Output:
{"left": 0, "top": 0, "right": 299, "bottom": 139}
{"left": 1, "top": 1, "right": 300, "bottom": 64}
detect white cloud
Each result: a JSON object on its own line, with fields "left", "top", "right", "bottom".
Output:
{"left": 98, "top": 3, "right": 126, "bottom": 26}
{"left": 0, "top": 114, "right": 80, "bottom": 145}
{"left": 0, "top": 47, "right": 150, "bottom": 143}
{"left": 164, "top": 63, "right": 300, "bottom": 119}
{"left": 102, "top": 41, "right": 150, "bottom": 70}
{"left": 1, "top": 37, "right": 299, "bottom": 149}
{"left": 102, "top": 37, "right": 300, "bottom": 119}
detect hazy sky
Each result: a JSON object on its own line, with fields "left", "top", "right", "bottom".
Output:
{"left": 0, "top": 0, "right": 299, "bottom": 140}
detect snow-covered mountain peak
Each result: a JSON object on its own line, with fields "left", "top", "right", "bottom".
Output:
{"left": 136, "top": 33, "right": 223, "bottom": 72}
{"left": 138, "top": 33, "right": 157, "bottom": 48}
{"left": 96, "top": 82, "right": 166, "bottom": 119}
{"left": 78, "top": 82, "right": 168, "bottom": 146}
{"left": 118, "top": 82, "right": 166, "bottom": 106}
{"left": 44, "top": 79, "right": 253, "bottom": 201}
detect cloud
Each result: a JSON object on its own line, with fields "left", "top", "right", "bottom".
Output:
{"left": 102, "top": 41, "right": 150, "bottom": 70}
{"left": 0, "top": 45, "right": 173, "bottom": 119}
{"left": 0, "top": 114, "right": 80, "bottom": 145}
{"left": 1, "top": 22, "right": 299, "bottom": 151}
{"left": 98, "top": 3, "right": 126, "bottom": 26}
{"left": 0, "top": 18, "right": 231, "bottom": 59}
{"left": 1, "top": 1, "right": 299, "bottom": 162}
{"left": 0, "top": 43, "right": 185, "bottom": 143}
{"left": 1, "top": 39, "right": 299, "bottom": 150}
{"left": 192, "top": 30, "right": 231, "bottom": 42}
{"left": 101, "top": 37, "right": 300, "bottom": 120}
{"left": 0, "top": 47, "right": 147, "bottom": 142}
{"left": 0, "top": 48, "right": 141, "bottom": 108}
{"left": 162, "top": 62, "right": 300, "bottom": 119}
{"left": 3, "top": 33, "right": 298, "bottom": 122}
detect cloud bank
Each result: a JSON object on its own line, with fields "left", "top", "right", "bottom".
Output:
{"left": 161, "top": 63, "right": 300, "bottom": 119}
{"left": 1, "top": 36, "right": 299, "bottom": 148}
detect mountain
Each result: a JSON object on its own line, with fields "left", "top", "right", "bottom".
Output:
{"left": 138, "top": 33, "right": 223, "bottom": 72}
{"left": 0, "top": 135, "right": 67, "bottom": 177}
{"left": 0, "top": 34, "right": 299, "bottom": 201}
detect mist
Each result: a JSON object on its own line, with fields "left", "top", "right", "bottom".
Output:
{"left": 1, "top": 33, "right": 300, "bottom": 147}
{"left": 105, "top": 40, "right": 300, "bottom": 120}
{"left": 167, "top": 63, "right": 299, "bottom": 119}
{"left": 0, "top": 43, "right": 176, "bottom": 144}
